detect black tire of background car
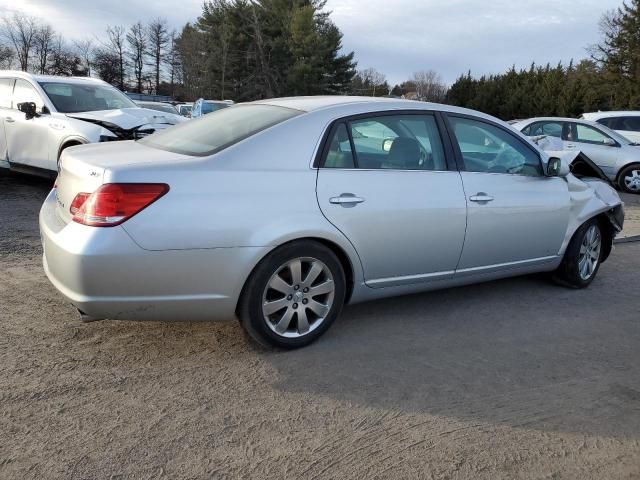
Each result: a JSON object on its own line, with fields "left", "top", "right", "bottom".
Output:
{"left": 553, "top": 218, "right": 603, "bottom": 289}
{"left": 617, "top": 164, "right": 640, "bottom": 194}
{"left": 238, "top": 240, "right": 346, "bottom": 349}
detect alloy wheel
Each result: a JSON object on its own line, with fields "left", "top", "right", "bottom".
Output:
{"left": 623, "top": 169, "right": 640, "bottom": 192}
{"left": 262, "top": 257, "right": 335, "bottom": 338}
{"left": 578, "top": 225, "right": 601, "bottom": 280}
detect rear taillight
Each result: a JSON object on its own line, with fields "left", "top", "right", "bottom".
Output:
{"left": 70, "top": 192, "right": 90, "bottom": 215}
{"left": 71, "top": 183, "right": 169, "bottom": 227}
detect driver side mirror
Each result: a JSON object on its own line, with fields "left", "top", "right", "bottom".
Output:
{"left": 603, "top": 138, "right": 616, "bottom": 147}
{"left": 17, "top": 102, "right": 39, "bottom": 120}
{"left": 382, "top": 138, "right": 394, "bottom": 152}
{"left": 547, "top": 157, "right": 569, "bottom": 177}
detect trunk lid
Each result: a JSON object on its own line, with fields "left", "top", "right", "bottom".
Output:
{"left": 54, "top": 141, "right": 191, "bottom": 224}
{"left": 55, "top": 152, "right": 105, "bottom": 224}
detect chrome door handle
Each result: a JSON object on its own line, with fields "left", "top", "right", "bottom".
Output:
{"left": 565, "top": 144, "right": 576, "bottom": 149}
{"left": 469, "top": 193, "right": 494, "bottom": 203}
{"left": 5, "top": 117, "right": 15, "bottom": 123}
{"left": 329, "top": 193, "right": 365, "bottom": 206}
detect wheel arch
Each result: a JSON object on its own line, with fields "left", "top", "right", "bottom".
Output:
{"left": 235, "top": 236, "right": 357, "bottom": 318}
{"left": 615, "top": 161, "right": 640, "bottom": 184}
{"left": 57, "top": 136, "right": 88, "bottom": 163}
{"left": 594, "top": 210, "right": 620, "bottom": 262}
{"left": 566, "top": 211, "right": 619, "bottom": 263}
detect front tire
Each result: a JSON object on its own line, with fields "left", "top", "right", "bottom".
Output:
{"left": 238, "top": 241, "right": 346, "bottom": 349}
{"left": 553, "top": 219, "right": 603, "bottom": 288}
{"left": 618, "top": 164, "right": 640, "bottom": 194}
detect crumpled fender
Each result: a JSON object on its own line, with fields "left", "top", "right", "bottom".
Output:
{"left": 560, "top": 174, "right": 624, "bottom": 260}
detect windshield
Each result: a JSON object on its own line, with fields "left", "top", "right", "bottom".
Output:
{"left": 202, "top": 102, "right": 228, "bottom": 114}
{"left": 140, "top": 104, "right": 302, "bottom": 156}
{"left": 38, "top": 81, "right": 137, "bottom": 113}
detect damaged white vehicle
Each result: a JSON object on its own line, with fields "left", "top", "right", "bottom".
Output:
{"left": 0, "top": 72, "right": 185, "bottom": 176}
{"left": 41, "top": 98, "right": 625, "bottom": 348}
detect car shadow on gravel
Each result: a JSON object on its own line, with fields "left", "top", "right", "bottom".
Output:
{"left": 264, "top": 249, "right": 640, "bottom": 440}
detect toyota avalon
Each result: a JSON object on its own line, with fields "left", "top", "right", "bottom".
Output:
{"left": 40, "top": 97, "right": 624, "bottom": 348}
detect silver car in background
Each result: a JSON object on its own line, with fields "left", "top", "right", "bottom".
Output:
{"left": 40, "top": 97, "right": 624, "bottom": 349}
{"left": 514, "top": 117, "right": 640, "bottom": 193}
{"left": 0, "top": 71, "right": 185, "bottom": 176}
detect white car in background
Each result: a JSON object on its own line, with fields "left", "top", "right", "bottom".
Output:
{"left": 175, "top": 102, "right": 193, "bottom": 117}
{"left": 582, "top": 111, "right": 640, "bottom": 144}
{"left": 514, "top": 117, "right": 640, "bottom": 194}
{"left": 0, "top": 71, "right": 185, "bottom": 176}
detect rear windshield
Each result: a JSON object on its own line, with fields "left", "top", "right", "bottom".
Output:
{"left": 140, "top": 104, "right": 301, "bottom": 156}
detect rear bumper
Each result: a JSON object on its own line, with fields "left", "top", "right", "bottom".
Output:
{"left": 39, "top": 189, "right": 270, "bottom": 322}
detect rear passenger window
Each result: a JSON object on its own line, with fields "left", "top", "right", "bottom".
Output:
{"left": 0, "top": 78, "right": 13, "bottom": 108}
{"left": 322, "top": 114, "right": 447, "bottom": 171}
{"left": 324, "top": 123, "right": 355, "bottom": 169}
{"left": 449, "top": 116, "right": 543, "bottom": 177}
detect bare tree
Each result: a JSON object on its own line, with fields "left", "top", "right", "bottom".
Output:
{"left": 92, "top": 48, "right": 121, "bottom": 84}
{"left": 48, "top": 35, "right": 84, "bottom": 76}
{"left": 105, "top": 25, "right": 127, "bottom": 89}
{"left": 249, "top": 4, "right": 274, "bottom": 99}
{"left": 73, "top": 38, "right": 94, "bottom": 76}
{"left": 0, "top": 45, "right": 13, "bottom": 68}
{"left": 164, "top": 31, "right": 181, "bottom": 95}
{"left": 2, "top": 13, "right": 38, "bottom": 71}
{"left": 589, "top": 9, "right": 621, "bottom": 66}
{"left": 412, "top": 70, "right": 447, "bottom": 102}
{"left": 34, "top": 24, "right": 55, "bottom": 74}
{"left": 147, "top": 18, "right": 169, "bottom": 93}
{"left": 127, "top": 22, "right": 147, "bottom": 93}
{"left": 352, "top": 68, "right": 387, "bottom": 96}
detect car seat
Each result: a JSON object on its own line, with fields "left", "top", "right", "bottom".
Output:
{"left": 386, "top": 137, "right": 425, "bottom": 169}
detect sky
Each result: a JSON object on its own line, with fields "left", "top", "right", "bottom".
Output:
{"left": 0, "top": 0, "right": 623, "bottom": 85}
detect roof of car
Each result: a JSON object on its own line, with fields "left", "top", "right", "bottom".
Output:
{"left": 582, "top": 111, "right": 640, "bottom": 119}
{"left": 0, "top": 70, "right": 106, "bottom": 84}
{"left": 255, "top": 96, "right": 415, "bottom": 112}
{"left": 252, "top": 96, "right": 498, "bottom": 120}
{"left": 514, "top": 117, "right": 605, "bottom": 127}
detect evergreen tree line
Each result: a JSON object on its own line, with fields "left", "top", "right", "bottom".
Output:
{"left": 446, "top": 60, "right": 609, "bottom": 120}
{"left": 447, "top": 0, "right": 640, "bottom": 119}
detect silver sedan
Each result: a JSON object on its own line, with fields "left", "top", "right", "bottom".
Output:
{"left": 514, "top": 117, "right": 640, "bottom": 194}
{"left": 40, "top": 97, "right": 624, "bottom": 349}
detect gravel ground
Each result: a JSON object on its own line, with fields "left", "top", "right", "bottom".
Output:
{"left": 1, "top": 171, "right": 640, "bottom": 479}
{"left": 620, "top": 192, "right": 640, "bottom": 239}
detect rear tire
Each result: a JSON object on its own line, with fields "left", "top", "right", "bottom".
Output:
{"left": 238, "top": 240, "right": 346, "bottom": 349}
{"left": 553, "top": 219, "right": 603, "bottom": 288}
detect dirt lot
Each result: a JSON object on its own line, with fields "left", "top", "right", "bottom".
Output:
{"left": 1, "top": 171, "right": 640, "bottom": 479}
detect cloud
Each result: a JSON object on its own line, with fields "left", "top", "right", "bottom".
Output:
{"left": 326, "top": 0, "right": 621, "bottom": 84}
{"left": 0, "top": 0, "right": 621, "bottom": 85}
